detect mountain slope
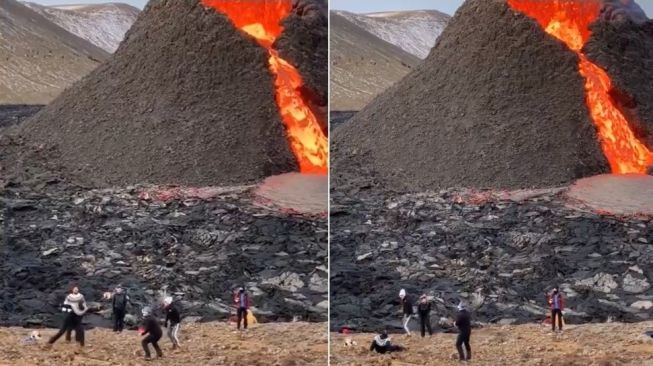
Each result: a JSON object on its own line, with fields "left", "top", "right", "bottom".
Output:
{"left": 334, "top": 9, "right": 450, "bottom": 59}
{"left": 24, "top": 2, "right": 140, "bottom": 53}
{"left": 330, "top": 12, "right": 420, "bottom": 111}
{"left": 0, "top": 0, "right": 109, "bottom": 104}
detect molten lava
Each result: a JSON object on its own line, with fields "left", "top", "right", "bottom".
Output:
{"left": 508, "top": 0, "right": 653, "bottom": 174}
{"left": 202, "top": 0, "right": 328, "bottom": 174}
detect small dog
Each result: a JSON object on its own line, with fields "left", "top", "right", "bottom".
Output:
{"left": 23, "top": 330, "right": 42, "bottom": 344}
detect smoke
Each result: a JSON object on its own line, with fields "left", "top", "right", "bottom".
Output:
{"left": 600, "top": 0, "right": 649, "bottom": 23}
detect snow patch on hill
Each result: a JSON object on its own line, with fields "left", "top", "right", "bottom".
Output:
{"left": 24, "top": 2, "right": 139, "bottom": 53}
{"left": 334, "top": 9, "right": 450, "bottom": 59}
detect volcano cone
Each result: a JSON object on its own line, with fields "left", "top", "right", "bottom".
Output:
{"left": 16, "top": 0, "right": 326, "bottom": 187}
{"left": 333, "top": 0, "right": 653, "bottom": 191}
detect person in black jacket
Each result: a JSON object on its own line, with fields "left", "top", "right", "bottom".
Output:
{"left": 140, "top": 307, "right": 163, "bottom": 360}
{"left": 399, "top": 289, "right": 414, "bottom": 336}
{"left": 417, "top": 294, "right": 433, "bottom": 337}
{"left": 370, "top": 331, "right": 406, "bottom": 354}
{"left": 163, "top": 297, "right": 181, "bottom": 350}
{"left": 112, "top": 285, "right": 130, "bottom": 332}
{"left": 454, "top": 303, "right": 472, "bottom": 361}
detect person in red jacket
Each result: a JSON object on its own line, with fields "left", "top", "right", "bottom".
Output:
{"left": 548, "top": 287, "right": 565, "bottom": 332}
{"left": 235, "top": 287, "right": 251, "bottom": 331}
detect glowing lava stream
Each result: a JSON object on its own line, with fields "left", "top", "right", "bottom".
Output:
{"left": 202, "top": 0, "right": 328, "bottom": 174}
{"left": 508, "top": 0, "right": 653, "bottom": 174}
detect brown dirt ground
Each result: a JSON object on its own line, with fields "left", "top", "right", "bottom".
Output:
{"left": 0, "top": 322, "right": 326, "bottom": 366}
{"left": 331, "top": 322, "right": 653, "bottom": 366}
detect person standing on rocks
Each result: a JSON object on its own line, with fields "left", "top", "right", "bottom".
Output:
{"left": 234, "top": 287, "right": 251, "bottom": 331}
{"left": 454, "top": 303, "right": 472, "bottom": 362}
{"left": 47, "top": 286, "right": 87, "bottom": 348}
{"left": 399, "top": 289, "right": 414, "bottom": 336}
{"left": 417, "top": 294, "right": 433, "bottom": 337}
{"left": 112, "top": 285, "right": 130, "bottom": 333}
{"left": 163, "top": 296, "right": 181, "bottom": 350}
{"left": 140, "top": 306, "right": 163, "bottom": 360}
{"left": 549, "top": 287, "right": 565, "bottom": 333}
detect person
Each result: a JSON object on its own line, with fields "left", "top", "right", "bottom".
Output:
{"left": 455, "top": 303, "right": 472, "bottom": 362}
{"left": 370, "top": 330, "right": 406, "bottom": 354}
{"left": 112, "top": 285, "right": 130, "bottom": 332}
{"left": 140, "top": 307, "right": 163, "bottom": 360}
{"left": 235, "top": 287, "right": 251, "bottom": 331}
{"left": 549, "top": 287, "right": 565, "bottom": 332}
{"left": 417, "top": 294, "right": 433, "bottom": 337}
{"left": 399, "top": 289, "right": 413, "bottom": 336}
{"left": 47, "top": 286, "right": 87, "bottom": 347}
{"left": 163, "top": 296, "right": 181, "bottom": 349}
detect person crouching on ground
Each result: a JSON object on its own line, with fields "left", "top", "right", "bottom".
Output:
{"left": 455, "top": 302, "right": 472, "bottom": 362}
{"left": 163, "top": 296, "right": 181, "bottom": 350}
{"left": 235, "top": 287, "right": 251, "bottom": 331}
{"left": 418, "top": 294, "right": 433, "bottom": 337}
{"left": 140, "top": 306, "right": 163, "bottom": 360}
{"left": 370, "top": 330, "right": 406, "bottom": 354}
{"left": 399, "top": 289, "right": 414, "bottom": 336}
{"left": 549, "top": 287, "right": 565, "bottom": 333}
{"left": 47, "top": 285, "right": 87, "bottom": 348}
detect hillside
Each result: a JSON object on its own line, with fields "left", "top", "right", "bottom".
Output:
{"left": 334, "top": 10, "right": 450, "bottom": 59}
{"left": 24, "top": 2, "right": 140, "bottom": 53}
{"left": 330, "top": 12, "right": 420, "bottom": 111}
{"left": 0, "top": 0, "right": 109, "bottom": 104}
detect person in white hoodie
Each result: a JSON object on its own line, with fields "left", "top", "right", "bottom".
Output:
{"left": 47, "top": 286, "right": 88, "bottom": 347}
{"left": 399, "top": 289, "right": 414, "bottom": 336}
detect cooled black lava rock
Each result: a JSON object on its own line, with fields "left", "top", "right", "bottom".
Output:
{"left": 0, "top": 184, "right": 327, "bottom": 328}
{"left": 330, "top": 186, "right": 653, "bottom": 332}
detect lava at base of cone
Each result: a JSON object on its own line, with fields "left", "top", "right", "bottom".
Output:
{"left": 254, "top": 172, "right": 328, "bottom": 215}
{"left": 566, "top": 174, "right": 653, "bottom": 216}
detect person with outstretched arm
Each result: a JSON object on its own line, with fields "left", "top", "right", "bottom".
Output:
{"left": 549, "top": 287, "right": 565, "bottom": 332}
{"left": 47, "top": 286, "right": 87, "bottom": 348}
{"left": 417, "top": 294, "right": 433, "bottom": 337}
{"left": 140, "top": 307, "right": 163, "bottom": 360}
{"left": 370, "top": 330, "right": 406, "bottom": 354}
{"left": 399, "top": 289, "right": 414, "bottom": 336}
{"left": 112, "top": 284, "right": 130, "bottom": 333}
{"left": 455, "top": 303, "right": 472, "bottom": 362}
{"left": 163, "top": 296, "right": 181, "bottom": 350}
{"left": 235, "top": 287, "right": 250, "bottom": 331}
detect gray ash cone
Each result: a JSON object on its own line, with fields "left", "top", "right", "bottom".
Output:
{"left": 333, "top": 0, "right": 653, "bottom": 191}
{"left": 16, "top": 0, "right": 328, "bottom": 188}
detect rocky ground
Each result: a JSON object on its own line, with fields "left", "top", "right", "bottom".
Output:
{"left": 0, "top": 321, "right": 327, "bottom": 366}
{"left": 0, "top": 180, "right": 327, "bottom": 328}
{"left": 331, "top": 322, "right": 653, "bottom": 366}
{"left": 330, "top": 183, "right": 653, "bottom": 332}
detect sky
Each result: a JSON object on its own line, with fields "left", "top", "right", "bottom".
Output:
{"left": 32, "top": 0, "right": 147, "bottom": 8}
{"left": 331, "top": 0, "right": 464, "bottom": 15}
{"left": 29, "top": 0, "right": 653, "bottom": 17}
{"left": 331, "top": 0, "right": 653, "bottom": 17}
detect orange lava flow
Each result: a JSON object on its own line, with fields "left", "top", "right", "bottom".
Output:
{"left": 202, "top": 0, "right": 328, "bottom": 174}
{"left": 508, "top": 0, "right": 653, "bottom": 174}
